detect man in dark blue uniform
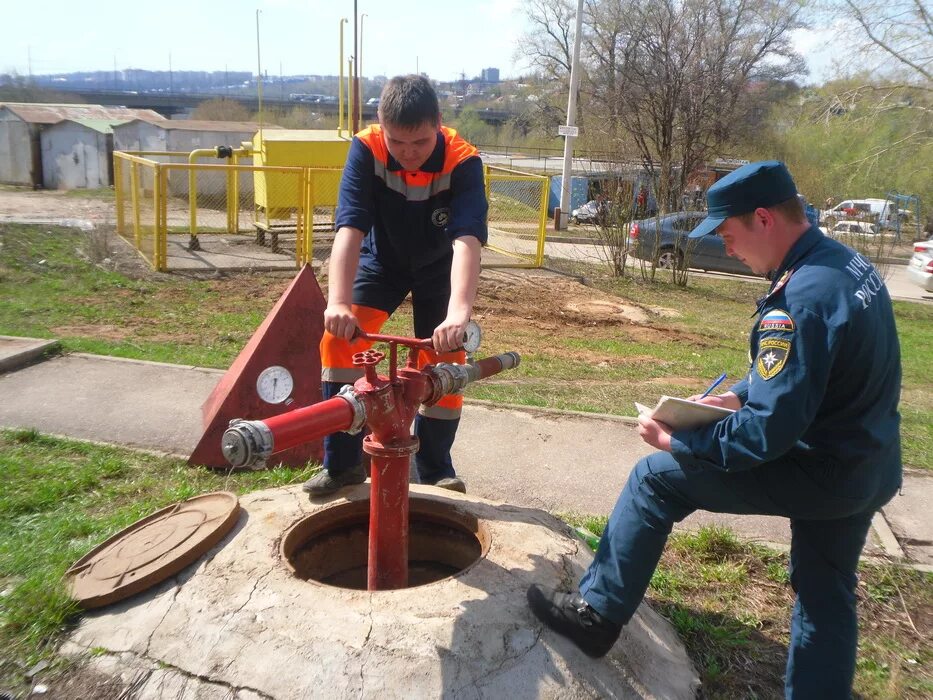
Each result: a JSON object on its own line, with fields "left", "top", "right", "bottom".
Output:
{"left": 527, "top": 161, "right": 902, "bottom": 698}
{"left": 303, "top": 75, "right": 487, "bottom": 496}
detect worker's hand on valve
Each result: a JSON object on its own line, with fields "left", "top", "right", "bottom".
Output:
{"left": 432, "top": 312, "right": 470, "bottom": 354}
{"left": 637, "top": 413, "right": 674, "bottom": 453}
{"left": 324, "top": 303, "right": 359, "bottom": 341}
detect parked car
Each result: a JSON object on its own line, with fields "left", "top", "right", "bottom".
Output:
{"left": 570, "top": 199, "right": 609, "bottom": 225}
{"left": 823, "top": 220, "right": 880, "bottom": 237}
{"left": 906, "top": 238, "right": 933, "bottom": 292}
{"left": 629, "top": 211, "right": 754, "bottom": 275}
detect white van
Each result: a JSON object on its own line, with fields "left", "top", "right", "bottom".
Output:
{"left": 821, "top": 199, "right": 908, "bottom": 228}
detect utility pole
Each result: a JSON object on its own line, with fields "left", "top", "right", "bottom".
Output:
{"left": 557, "top": 0, "right": 584, "bottom": 230}
{"left": 359, "top": 12, "right": 367, "bottom": 126}
{"left": 169, "top": 52, "right": 173, "bottom": 94}
{"left": 352, "top": 0, "right": 360, "bottom": 134}
{"left": 338, "top": 18, "right": 347, "bottom": 135}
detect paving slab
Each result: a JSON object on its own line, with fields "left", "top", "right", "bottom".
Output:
{"left": 165, "top": 234, "right": 300, "bottom": 272}
{"left": 879, "top": 472, "right": 933, "bottom": 566}
{"left": 0, "top": 335, "right": 60, "bottom": 373}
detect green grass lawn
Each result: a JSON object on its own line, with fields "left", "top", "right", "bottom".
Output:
{"left": 563, "top": 514, "right": 932, "bottom": 698}
{"left": 0, "top": 429, "right": 317, "bottom": 693}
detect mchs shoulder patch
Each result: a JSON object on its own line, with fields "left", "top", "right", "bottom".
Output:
{"left": 756, "top": 338, "right": 791, "bottom": 380}
{"left": 759, "top": 309, "right": 795, "bottom": 333}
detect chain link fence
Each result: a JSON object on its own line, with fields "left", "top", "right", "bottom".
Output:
{"left": 484, "top": 165, "right": 549, "bottom": 268}
{"left": 114, "top": 151, "right": 345, "bottom": 271}
{"left": 114, "top": 152, "right": 163, "bottom": 268}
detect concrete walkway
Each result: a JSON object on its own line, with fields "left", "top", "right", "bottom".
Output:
{"left": 1, "top": 337, "right": 930, "bottom": 569}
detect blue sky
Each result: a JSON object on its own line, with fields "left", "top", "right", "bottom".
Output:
{"left": 3, "top": 0, "right": 843, "bottom": 84}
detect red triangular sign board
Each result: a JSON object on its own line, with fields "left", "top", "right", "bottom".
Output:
{"left": 189, "top": 264, "right": 327, "bottom": 469}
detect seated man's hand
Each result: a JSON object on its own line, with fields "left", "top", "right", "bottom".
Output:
{"left": 683, "top": 391, "right": 742, "bottom": 411}
{"left": 324, "top": 303, "right": 359, "bottom": 340}
{"left": 637, "top": 414, "right": 673, "bottom": 452}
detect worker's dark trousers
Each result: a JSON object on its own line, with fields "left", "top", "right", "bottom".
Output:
{"left": 579, "top": 450, "right": 900, "bottom": 699}
{"left": 320, "top": 268, "right": 461, "bottom": 485}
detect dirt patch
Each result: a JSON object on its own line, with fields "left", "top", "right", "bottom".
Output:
{"left": 473, "top": 270, "right": 712, "bottom": 350}
{"left": 20, "top": 659, "right": 129, "bottom": 700}
{"left": 50, "top": 324, "right": 131, "bottom": 341}
{"left": 0, "top": 188, "right": 116, "bottom": 225}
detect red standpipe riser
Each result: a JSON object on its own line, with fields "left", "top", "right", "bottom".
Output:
{"left": 262, "top": 397, "right": 355, "bottom": 454}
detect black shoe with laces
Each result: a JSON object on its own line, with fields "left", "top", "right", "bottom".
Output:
{"left": 526, "top": 584, "right": 622, "bottom": 658}
{"left": 301, "top": 463, "right": 367, "bottom": 495}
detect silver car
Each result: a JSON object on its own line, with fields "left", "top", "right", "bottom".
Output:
{"left": 906, "top": 238, "right": 933, "bottom": 292}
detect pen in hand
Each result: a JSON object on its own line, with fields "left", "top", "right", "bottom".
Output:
{"left": 698, "top": 372, "right": 727, "bottom": 400}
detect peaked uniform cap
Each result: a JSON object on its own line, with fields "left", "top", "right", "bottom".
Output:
{"left": 689, "top": 161, "right": 798, "bottom": 238}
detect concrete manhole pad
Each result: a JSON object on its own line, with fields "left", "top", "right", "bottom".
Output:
{"left": 65, "top": 491, "right": 240, "bottom": 608}
{"left": 64, "top": 484, "right": 699, "bottom": 698}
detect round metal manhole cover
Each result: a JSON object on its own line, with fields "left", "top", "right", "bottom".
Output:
{"left": 66, "top": 491, "right": 240, "bottom": 609}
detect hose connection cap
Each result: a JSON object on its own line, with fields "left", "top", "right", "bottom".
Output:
{"left": 222, "top": 419, "right": 274, "bottom": 468}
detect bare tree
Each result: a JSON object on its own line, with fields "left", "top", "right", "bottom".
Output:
{"left": 608, "top": 0, "right": 804, "bottom": 212}
{"left": 517, "top": 0, "right": 805, "bottom": 282}
{"left": 518, "top": 0, "right": 579, "bottom": 83}
{"left": 842, "top": 0, "right": 932, "bottom": 83}
{"left": 518, "top": 0, "right": 805, "bottom": 211}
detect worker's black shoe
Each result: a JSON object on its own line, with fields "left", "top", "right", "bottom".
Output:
{"left": 526, "top": 585, "right": 622, "bottom": 658}
{"left": 433, "top": 477, "right": 467, "bottom": 493}
{"left": 302, "top": 463, "right": 367, "bottom": 495}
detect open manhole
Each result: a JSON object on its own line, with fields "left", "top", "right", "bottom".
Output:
{"left": 281, "top": 495, "right": 490, "bottom": 589}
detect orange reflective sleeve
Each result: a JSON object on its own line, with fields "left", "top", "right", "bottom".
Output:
{"left": 320, "top": 305, "right": 390, "bottom": 370}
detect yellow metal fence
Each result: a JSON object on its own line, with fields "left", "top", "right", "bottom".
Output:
{"left": 484, "top": 165, "right": 550, "bottom": 268}
{"left": 114, "top": 153, "right": 549, "bottom": 272}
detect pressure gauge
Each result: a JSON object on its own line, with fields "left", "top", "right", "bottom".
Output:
{"left": 462, "top": 320, "right": 482, "bottom": 353}
{"left": 256, "top": 365, "right": 294, "bottom": 404}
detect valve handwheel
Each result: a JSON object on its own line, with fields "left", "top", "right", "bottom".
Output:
{"left": 352, "top": 350, "right": 385, "bottom": 367}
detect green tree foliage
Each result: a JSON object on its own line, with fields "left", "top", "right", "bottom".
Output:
{"left": 747, "top": 82, "right": 932, "bottom": 231}
{"left": 448, "top": 107, "right": 500, "bottom": 146}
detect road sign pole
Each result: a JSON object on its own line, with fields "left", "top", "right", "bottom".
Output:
{"left": 558, "top": 0, "right": 585, "bottom": 230}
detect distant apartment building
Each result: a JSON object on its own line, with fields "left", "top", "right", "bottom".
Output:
{"left": 480, "top": 68, "right": 500, "bottom": 83}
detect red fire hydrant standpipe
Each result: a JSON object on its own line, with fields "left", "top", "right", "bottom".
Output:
{"left": 221, "top": 324, "right": 520, "bottom": 591}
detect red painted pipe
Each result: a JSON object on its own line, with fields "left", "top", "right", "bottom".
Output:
{"left": 469, "top": 352, "right": 520, "bottom": 380}
{"left": 262, "top": 397, "right": 354, "bottom": 454}
{"left": 366, "top": 442, "right": 416, "bottom": 590}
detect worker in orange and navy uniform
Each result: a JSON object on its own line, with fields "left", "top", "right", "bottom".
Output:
{"left": 302, "top": 74, "right": 488, "bottom": 496}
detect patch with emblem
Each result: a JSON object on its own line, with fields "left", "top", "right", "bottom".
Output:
{"left": 756, "top": 338, "right": 791, "bottom": 380}
{"left": 758, "top": 309, "right": 795, "bottom": 333}
{"left": 431, "top": 207, "right": 450, "bottom": 228}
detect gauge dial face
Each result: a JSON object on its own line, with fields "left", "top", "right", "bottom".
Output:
{"left": 256, "top": 365, "right": 294, "bottom": 404}
{"left": 462, "top": 320, "right": 482, "bottom": 353}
